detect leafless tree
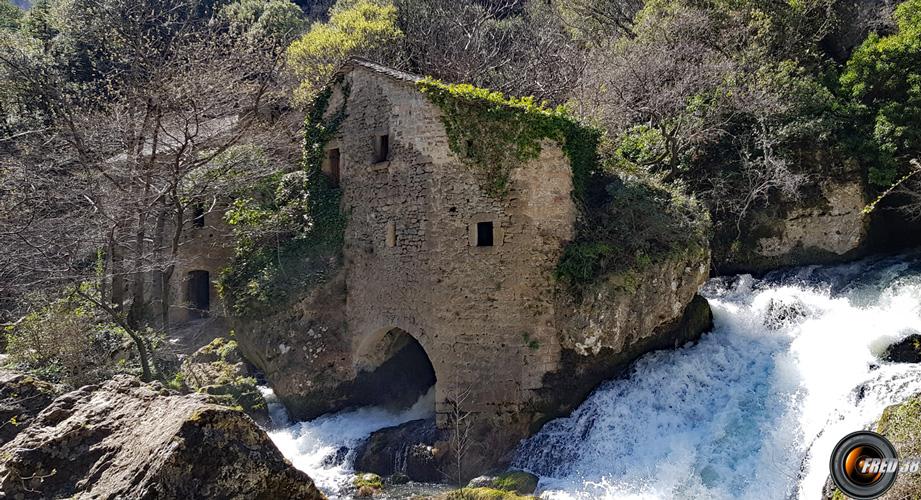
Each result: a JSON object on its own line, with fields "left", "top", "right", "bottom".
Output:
{"left": 705, "top": 115, "right": 809, "bottom": 238}
{"left": 395, "top": 0, "right": 585, "bottom": 102}
{"left": 557, "top": 0, "right": 643, "bottom": 42}
{"left": 440, "top": 386, "right": 477, "bottom": 485}
{"left": 0, "top": 0, "right": 296, "bottom": 380}
{"left": 573, "top": 5, "right": 738, "bottom": 170}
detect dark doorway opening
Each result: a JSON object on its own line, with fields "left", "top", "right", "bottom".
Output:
{"left": 187, "top": 270, "right": 210, "bottom": 318}
{"left": 354, "top": 328, "right": 436, "bottom": 410}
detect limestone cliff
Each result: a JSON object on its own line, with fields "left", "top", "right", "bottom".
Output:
{"left": 715, "top": 178, "right": 868, "bottom": 274}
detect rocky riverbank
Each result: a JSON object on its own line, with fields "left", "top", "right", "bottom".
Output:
{"left": 0, "top": 374, "right": 324, "bottom": 499}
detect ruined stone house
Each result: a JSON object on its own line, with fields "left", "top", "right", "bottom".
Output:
{"left": 232, "top": 59, "right": 714, "bottom": 473}
{"left": 103, "top": 115, "right": 240, "bottom": 327}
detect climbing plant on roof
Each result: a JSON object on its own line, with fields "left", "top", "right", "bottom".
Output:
{"left": 416, "top": 77, "right": 601, "bottom": 199}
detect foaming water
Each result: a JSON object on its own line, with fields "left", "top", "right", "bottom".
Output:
{"left": 258, "top": 386, "right": 435, "bottom": 498}
{"left": 513, "top": 253, "right": 921, "bottom": 499}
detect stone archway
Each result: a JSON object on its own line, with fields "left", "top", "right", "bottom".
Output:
{"left": 351, "top": 327, "right": 437, "bottom": 410}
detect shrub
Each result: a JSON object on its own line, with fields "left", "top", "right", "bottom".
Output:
{"left": 4, "top": 295, "right": 130, "bottom": 386}
{"left": 219, "top": 84, "right": 348, "bottom": 317}
{"left": 556, "top": 172, "right": 710, "bottom": 288}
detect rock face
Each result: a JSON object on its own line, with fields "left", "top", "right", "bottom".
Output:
{"left": 180, "top": 337, "right": 268, "bottom": 424}
{"left": 882, "top": 334, "right": 921, "bottom": 363}
{"left": 0, "top": 372, "right": 58, "bottom": 445}
{"left": 0, "top": 375, "right": 324, "bottom": 499}
{"left": 716, "top": 179, "right": 868, "bottom": 273}
{"left": 353, "top": 418, "right": 446, "bottom": 483}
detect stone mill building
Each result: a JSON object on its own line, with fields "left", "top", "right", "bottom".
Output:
{"left": 233, "top": 58, "right": 713, "bottom": 473}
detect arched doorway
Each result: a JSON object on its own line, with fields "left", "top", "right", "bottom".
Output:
{"left": 352, "top": 327, "right": 436, "bottom": 410}
{"left": 186, "top": 270, "right": 210, "bottom": 319}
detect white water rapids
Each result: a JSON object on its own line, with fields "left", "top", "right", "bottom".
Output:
{"left": 261, "top": 253, "right": 921, "bottom": 499}
{"left": 258, "top": 385, "right": 437, "bottom": 497}
{"left": 514, "top": 253, "right": 921, "bottom": 499}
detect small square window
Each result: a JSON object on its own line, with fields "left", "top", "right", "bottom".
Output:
{"left": 476, "top": 221, "right": 494, "bottom": 247}
{"left": 373, "top": 134, "right": 389, "bottom": 163}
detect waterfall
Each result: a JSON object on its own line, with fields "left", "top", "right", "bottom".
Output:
{"left": 257, "top": 385, "right": 435, "bottom": 498}
{"left": 513, "top": 253, "right": 921, "bottom": 499}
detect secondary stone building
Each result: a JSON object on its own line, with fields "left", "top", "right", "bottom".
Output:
{"left": 234, "top": 59, "right": 712, "bottom": 474}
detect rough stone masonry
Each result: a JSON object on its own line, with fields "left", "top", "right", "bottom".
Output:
{"left": 233, "top": 59, "right": 712, "bottom": 473}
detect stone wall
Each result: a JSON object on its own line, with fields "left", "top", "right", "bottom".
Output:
{"left": 232, "top": 60, "right": 713, "bottom": 476}
{"left": 333, "top": 65, "right": 576, "bottom": 419}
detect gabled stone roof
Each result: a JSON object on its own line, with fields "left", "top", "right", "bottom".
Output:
{"left": 335, "top": 57, "right": 422, "bottom": 84}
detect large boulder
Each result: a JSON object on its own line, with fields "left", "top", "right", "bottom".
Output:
{"left": 179, "top": 337, "right": 268, "bottom": 424}
{"left": 0, "top": 371, "right": 58, "bottom": 445}
{"left": 353, "top": 418, "right": 446, "bottom": 483}
{"left": 0, "top": 375, "right": 324, "bottom": 499}
{"left": 536, "top": 248, "right": 713, "bottom": 426}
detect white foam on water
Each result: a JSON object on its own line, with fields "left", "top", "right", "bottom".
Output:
{"left": 257, "top": 386, "right": 435, "bottom": 498}
{"left": 513, "top": 255, "right": 921, "bottom": 499}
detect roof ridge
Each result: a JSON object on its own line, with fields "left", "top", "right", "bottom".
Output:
{"left": 335, "top": 57, "right": 422, "bottom": 84}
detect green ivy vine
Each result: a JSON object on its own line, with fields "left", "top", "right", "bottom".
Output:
{"left": 218, "top": 82, "right": 349, "bottom": 318}
{"left": 417, "top": 78, "right": 709, "bottom": 291}
{"left": 416, "top": 77, "right": 601, "bottom": 199}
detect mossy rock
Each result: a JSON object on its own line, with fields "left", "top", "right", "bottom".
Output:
{"left": 442, "top": 487, "right": 534, "bottom": 499}
{"left": 491, "top": 471, "right": 538, "bottom": 495}
{"left": 201, "top": 379, "right": 268, "bottom": 421}
{"left": 870, "top": 394, "right": 921, "bottom": 498}
{"left": 192, "top": 338, "right": 244, "bottom": 364}
{"left": 353, "top": 472, "right": 382, "bottom": 497}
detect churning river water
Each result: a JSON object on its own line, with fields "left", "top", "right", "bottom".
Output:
{"left": 263, "top": 252, "right": 921, "bottom": 499}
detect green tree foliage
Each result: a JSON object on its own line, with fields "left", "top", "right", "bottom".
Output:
{"left": 219, "top": 85, "right": 348, "bottom": 316}
{"left": 0, "top": 0, "right": 21, "bottom": 31}
{"left": 5, "top": 293, "right": 131, "bottom": 386}
{"left": 286, "top": 0, "right": 401, "bottom": 103}
{"left": 221, "top": 0, "right": 305, "bottom": 42}
{"left": 841, "top": 0, "right": 921, "bottom": 186}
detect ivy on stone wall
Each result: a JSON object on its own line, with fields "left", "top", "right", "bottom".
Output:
{"left": 218, "top": 82, "right": 349, "bottom": 318}
{"left": 417, "top": 77, "right": 709, "bottom": 290}
{"left": 417, "top": 77, "right": 601, "bottom": 199}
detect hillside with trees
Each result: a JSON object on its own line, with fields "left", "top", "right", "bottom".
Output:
{"left": 1, "top": 0, "right": 920, "bottom": 497}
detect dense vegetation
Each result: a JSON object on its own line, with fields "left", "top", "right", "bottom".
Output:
{"left": 219, "top": 83, "right": 349, "bottom": 317}
{"left": 1, "top": 0, "right": 919, "bottom": 385}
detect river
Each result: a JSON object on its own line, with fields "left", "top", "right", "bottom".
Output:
{"left": 264, "top": 252, "right": 921, "bottom": 499}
